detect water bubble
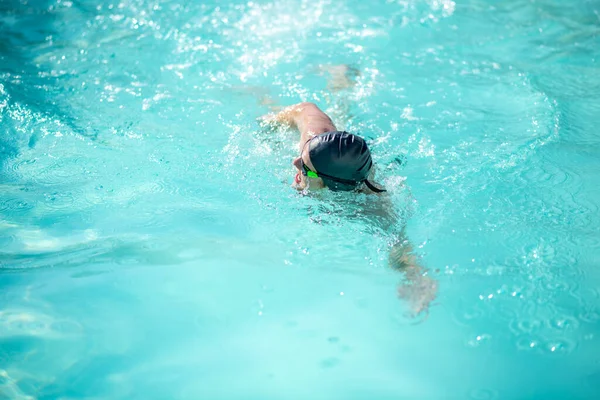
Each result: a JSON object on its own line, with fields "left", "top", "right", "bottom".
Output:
{"left": 547, "top": 315, "right": 579, "bottom": 332}
{"left": 466, "top": 333, "right": 492, "bottom": 348}
{"left": 542, "top": 338, "right": 577, "bottom": 355}
{"left": 516, "top": 337, "right": 542, "bottom": 352}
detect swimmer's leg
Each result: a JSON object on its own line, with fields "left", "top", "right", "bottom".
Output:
{"left": 315, "top": 64, "right": 361, "bottom": 129}
{"left": 229, "top": 85, "right": 282, "bottom": 112}
{"left": 318, "top": 64, "right": 361, "bottom": 92}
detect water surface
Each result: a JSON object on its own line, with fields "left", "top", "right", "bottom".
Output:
{"left": 1, "top": 0, "right": 600, "bottom": 398}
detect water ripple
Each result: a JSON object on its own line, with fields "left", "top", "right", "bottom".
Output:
{"left": 0, "top": 308, "right": 82, "bottom": 339}
{"left": 1, "top": 0, "right": 599, "bottom": 397}
{"left": 0, "top": 195, "right": 35, "bottom": 215}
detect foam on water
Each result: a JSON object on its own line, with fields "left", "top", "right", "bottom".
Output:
{"left": 1, "top": 0, "right": 600, "bottom": 398}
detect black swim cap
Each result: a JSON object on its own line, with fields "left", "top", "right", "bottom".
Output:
{"left": 308, "top": 131, "right": 384, "bottom": 192}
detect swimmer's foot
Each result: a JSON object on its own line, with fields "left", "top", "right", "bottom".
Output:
{"left": 230, "top": 85, "right": 280, "bottom": 109}
{"left": 318, "top": 64, "right": 361, "bottom": 92}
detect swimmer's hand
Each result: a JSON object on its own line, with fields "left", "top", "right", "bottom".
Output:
{"left": 258, "top": 103, "right": 303, "bottom": 127}
{"left": 397, "top": 272, "right": 438, "bottom": 317}
{"left": 258, "top": 112, "right": 278, "bottom": 124}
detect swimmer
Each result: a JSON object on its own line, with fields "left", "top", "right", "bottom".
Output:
{"left": 260, "top": 67, "right": 438, "bottom": 317}
{"left": 262, "top": 102, "right": 385, "bottom": 193}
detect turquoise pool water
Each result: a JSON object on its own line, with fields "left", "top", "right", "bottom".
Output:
{"left": 1, "top": 0, "right": 600, "bottom": 398}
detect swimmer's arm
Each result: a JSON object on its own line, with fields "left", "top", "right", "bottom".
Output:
{"left": 389, "top": 234, "right": 438, "bottom": 316}
{"left": 261, "top": 102, "right": 307, "bottom": 128}
{"left": 261, "top": 102, "right": 336, "bottom": 140}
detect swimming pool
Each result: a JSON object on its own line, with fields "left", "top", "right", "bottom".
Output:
{"left": 1, "top": 0, "right": 599, "bottom": 398}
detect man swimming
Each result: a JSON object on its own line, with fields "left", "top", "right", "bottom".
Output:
{"left": 262, "top": 97, "right": 438, "bottom": 317}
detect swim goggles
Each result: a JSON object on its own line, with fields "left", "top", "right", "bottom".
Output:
{"left": 299, "top": 157, "right": 385, "bottom": 193}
